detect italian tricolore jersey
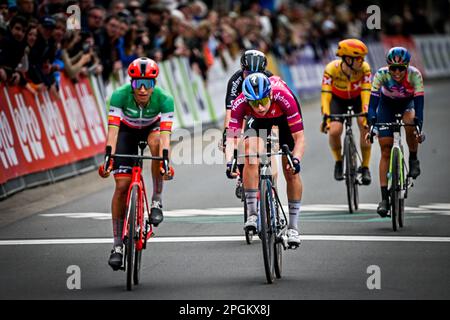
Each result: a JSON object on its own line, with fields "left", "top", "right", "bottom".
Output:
{"left": 108, "top": 83, "right": 174, "bottom": 133}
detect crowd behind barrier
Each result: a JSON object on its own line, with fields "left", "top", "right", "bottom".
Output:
{"left": 1, "top": 0, "right": 450, "bottom": 199}
{"left": 2, "top": 33, "right": 450, "bottom": 200}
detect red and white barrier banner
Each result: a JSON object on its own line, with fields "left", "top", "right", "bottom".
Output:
{"left": 0, "top": 74, "right": 106, "bottom": 184}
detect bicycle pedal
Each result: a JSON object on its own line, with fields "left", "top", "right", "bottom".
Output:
{"left": 288, "top": 243, "right": 300, "bottom": 250}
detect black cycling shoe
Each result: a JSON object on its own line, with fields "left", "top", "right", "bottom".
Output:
{"left": 334, "top": 161, "right": 344, "bottom": 181}
{"left": 149, "top": 200, "right": 163, "bottom": 226}
{"left": 108, "top": 246, "right": 123, "bottom": 271}
{"left": 360, "top": 166, "right": 372, "bottom": 185}
{"left": 377, "top": 200, "right": 389, "bottom": 218}
{"left": 409, "top": 159, "right": 421, "bottom": 179}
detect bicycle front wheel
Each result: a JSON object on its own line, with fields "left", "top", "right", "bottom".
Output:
{"left": 390, "top": 148, "right": 401, "bottom": 232}
{"left": 133, "top": 250, "right": 142, "bottom": 285}
{"left": 133, "top": 188, "right": 144, "bottom": 285}
{"left": 273, "top": 195, "right": 283, "bottom": 279}
{"left": 344, "top": 135, "right": 356, "bottom": 213}
{"left": 259, "top": 181, "right": 275, "bottom": 284}
{"left": 125, "top": 185, "right": 138, "bottom": 290}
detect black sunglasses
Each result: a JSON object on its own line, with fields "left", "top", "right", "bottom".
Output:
{"left": 389, "top": 65, "right": 407, "bottom": 72}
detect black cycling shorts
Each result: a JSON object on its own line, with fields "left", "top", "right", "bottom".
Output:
{"left": 243, "top": 115, "right": 296, "bottom": 151}
{"left": 330, "top": 95, "right": 362, "bottom": 122}
{"left": 112, "top": 122, "right": 160, "bottom": 176}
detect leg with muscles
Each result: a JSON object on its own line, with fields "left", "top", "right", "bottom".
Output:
{"left": 403, "top": 109, "right": 420, "bottom": 179}
{"left": 357, "top": 117, "right": 372, "bottom": 185}
{"left": 109, "top": 177, "right": 131, "bottom": 270}
{"left": 329, "top": 121, "right": 344, "bottom": 180}
{"left": 282, "top": 156, "right": 302, "bottom": 246}
{"left": 243, "top": 136, "right": 263, "bottom": 231}
{"left": 148, "top": 131, "right": 164, "bottom": 226}
{"left": 377, "top": 137, "right": 393, "bottom": 217}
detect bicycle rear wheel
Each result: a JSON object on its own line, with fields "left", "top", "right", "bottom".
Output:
{"left": 390, "top": 149, "right": 401, "bottom": 232}
{"left": 344, "top": 136, "right": 356, "bottom": 213}
{"left": 259, "top": 181, "right": 275, "bottom": 284}
{"left": 125, "top": 185, "right": 138, "bottom": 290}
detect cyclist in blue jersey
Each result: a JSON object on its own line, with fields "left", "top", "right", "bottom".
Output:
{"left": 366, "top": 47, "right": 425, "bottom": 217}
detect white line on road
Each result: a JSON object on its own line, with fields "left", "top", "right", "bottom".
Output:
{"left": 1, "top": 235, "right": 450, "bottom": 246}
{"left": 38, "top": 203, "right": 450, "bottom": 220}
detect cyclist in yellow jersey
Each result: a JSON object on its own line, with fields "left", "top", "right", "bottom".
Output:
{"left": 320, "top": 39, "right": 372, "bottom": 185}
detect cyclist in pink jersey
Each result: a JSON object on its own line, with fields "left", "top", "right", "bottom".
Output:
{"left": 225, "top": 73, "right": 305, "bottom": 246}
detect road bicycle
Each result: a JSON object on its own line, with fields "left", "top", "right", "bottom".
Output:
{"left": 230, "top": 142, "right": 297, "bottom": 284}
{"left": 104, "top": 142, "right": 169, "bottom": 290}
{"left": 370, "top": 114, "right": 423, "bottom": 231}
{"left": 324, "top": 107, "right": 367, "bottom": 213}
{"left": 240, "top": 134, "right": 279, "bottom": 245}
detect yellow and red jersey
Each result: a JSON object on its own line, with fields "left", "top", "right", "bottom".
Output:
{"left": 321, "top": 59, "right": 372, "bottom": 115}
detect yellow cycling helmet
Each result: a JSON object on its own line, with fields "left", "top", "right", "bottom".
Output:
{"left": 336, "top": 39, "right": 368, "bottom": 58}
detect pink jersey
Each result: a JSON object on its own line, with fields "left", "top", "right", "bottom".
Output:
{"left": 228, "top": 76, "right": 304, "bottom": 137}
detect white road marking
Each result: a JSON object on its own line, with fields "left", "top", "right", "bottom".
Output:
{"left": 38, "top": 204, "right": 450, "bottom": 220}
{"left": 1, "top": 235, "right": 450, "bottom": 246}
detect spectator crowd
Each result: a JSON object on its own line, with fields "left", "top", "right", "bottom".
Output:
{"left": 1, "top": 0, "right": 448, "bottom": 93}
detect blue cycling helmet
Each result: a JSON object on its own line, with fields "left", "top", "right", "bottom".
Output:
{"left": 386, "top": 47, "right": 411, "bottom": 65}
{"left": 242, "top": 72, "right": 271, "bottom": 100}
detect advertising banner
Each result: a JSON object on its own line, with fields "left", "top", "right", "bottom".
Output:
{"left": 0, "top": 74, "right": 106, "bottom": 184}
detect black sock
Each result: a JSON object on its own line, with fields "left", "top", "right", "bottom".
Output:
{"left": 381, "top": 187, "right": 389, "bottom": 201}
{"left": 409, "top": 152, "right": 417, "bottom": 161}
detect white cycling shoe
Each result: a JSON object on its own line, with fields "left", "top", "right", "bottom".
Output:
{"left": 287, "top": 228, "right": 301, "bottom": 247}
{"left": 244, "top": 215, "right": 257, "bottom": 232}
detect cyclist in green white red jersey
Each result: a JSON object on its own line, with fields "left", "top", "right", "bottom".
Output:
{"left": 98, "top": 57, "right": 175, "bottom": 270}
{"left": 366, "top": 47, "right": 425, "bottom": 217}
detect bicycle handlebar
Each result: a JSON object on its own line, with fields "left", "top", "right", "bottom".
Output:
{"left": 230, "top": 144, "right": 297, "bottom": 173}
{"left": 368, "top": 121, "right": 423, "bottom": 143}
{"left": 103, "top": 145, "right": 168, "bottom": 172}
{"left": 323, "top": 112, "right": 368, "bottom": 121}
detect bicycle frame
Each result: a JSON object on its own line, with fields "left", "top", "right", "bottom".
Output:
{"left": 122, "top": 163, "right": 153, "bottom": 251}
{"left": 384, "top": 116, "right": 409, "bottom": 199}
{"left": 372, "top": 113, "right": 420, "bottom": 231}
{"left": 236, "top": 144, "right": 289, "bottom": 247}
{"left": 105, "top": 143, "right": 168, "bottom": 290}
{"left": 327, "top": 107, "right": 366, "bottom": 212}
{"left": 258, "top": 156, "right": 287, "bottom": 240}
{"left": 328, "top": 106, "right": 365, "bottom": 168}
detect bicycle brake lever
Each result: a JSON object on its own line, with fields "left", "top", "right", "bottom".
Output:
{"left": 162, "top": 149, "right": 169, "bottom": 173}
{"left": 104, "top": 145, "right": 112, "bottom": 170}
{"left": 231, "top": 149, "right": 238, "bottom": 173}
{"left": 369, "top": 127, "right": 375, "bottom": 144}
{"left": 281, "top": 144, "right": 294, "bottom": 169}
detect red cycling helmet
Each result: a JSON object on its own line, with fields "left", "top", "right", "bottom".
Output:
{"left": 127, "top": 57, "right": 159, "bottom": 79}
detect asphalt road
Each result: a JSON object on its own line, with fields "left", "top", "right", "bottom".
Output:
{"left": 0, "top": 80, "right": 449, "bottom": 300}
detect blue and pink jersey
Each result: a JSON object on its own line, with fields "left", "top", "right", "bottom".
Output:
{"left": 368, "top": 65, "right": 425, "bottom": 126}
{"left": 370, "top": 66, "right": 424, "bottom": 99}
